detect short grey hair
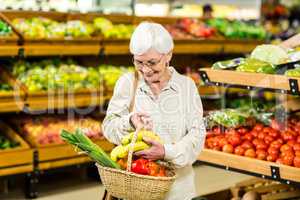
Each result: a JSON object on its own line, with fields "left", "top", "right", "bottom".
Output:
{"left": 129, "top": 22, "right": 174, "bottom": 55}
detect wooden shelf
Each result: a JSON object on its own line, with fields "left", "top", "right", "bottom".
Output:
{"left": 0, "top": 121, "right": 33, "bottom": 176}
{"left": 199, "top": 68, "right": 300, "bottom": 95}
{"left": 198, "top": 149, "right": 300, "bottom": 185}
{"left": 37, "top": 139, "right": 114, "bottom": 170}
{"left": 22, "top": 44, "right": 101, "bottom": 56}
{"left": 24, "top": 94, "right": 108, "bottom": 112}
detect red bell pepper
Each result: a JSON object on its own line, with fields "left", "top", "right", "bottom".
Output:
{"left": 131, "top": 158, "right": 150, "bottom": 175}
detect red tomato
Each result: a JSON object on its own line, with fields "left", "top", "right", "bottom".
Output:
{"left": 256, "top": 140, "right": 268, "bottom": 150}
{"left": 254, "top": 124, "right": 264, "bottom": 132}
{"left": 267, "top": 154, "right": 277, "bottom": 162}
{"left": 228, "top": 134, "right": 241, "bottom": 147}
{"left": 287, "top": 140, "right": 296, "bottom": 147}
{"left": 252, "top": 138, "right": 260, "bottom": 147}
{"left": 243, "top": 133, "right": 253, "bottom": 141}
{"left": 294, "top": 143, "right": 300, "bottom": 152}
{"left": 258, "top": 132, "right": 267, "bottom": 140}
{"left": 222, "top": 144, "right": 234, "bottom": 153}
{"left": 280, "top": 144, "right": 293, "bottom": 153}
{"left": 268, "top": 147, "right": 279, "bottom": 157}
{"left": 295, "top": 151, "right": 300, "bottom": 157}
{"left": 212, "top": 140, "right": 220, "bottom": 148}
{"left": 282, "top": 131, "right": 295, "bottom": 142}
{"left": 280, "top": 150, "right": 295, "bottom": 157}
{"left": 237, "top": 127, "right": 248, "bottom": 135}
{"left": 277, "top": 138, "right": 284, "bottom": 144}
{"left": 282, "top": 153, "right": 295, "bottom": 166}
{"left": 250, "top": 130, "right": 259, "bottom": 138}
{"left": 244, "top": 149, "right": 256, "bottom": 158}
{"left": 264, "top": 135, "right": 275, "bottom": 145}
{"left": 263, "top": 127, "right": 272, "bottom": 134}
{"left": 234, "top": 146, "right": 245, "bottom": 156}
{"left": 297, "top": 136, "right": 300, "bottom": 144}
{"left": 218, "top": 138, "right": 228, "bottom": 148}
{"left": 205, "top": 131, "right": 215, "bottom": 138}
{"left": 294, "top": 156, "right": 300, "bottom": 168}
{"left": 270, "top": 141, "right": 282, "bottom": 150}
{"left": 256, "top": 149, "right": 267, "bottom": 160}
{"left": 241, "top": 141, "right": 254, "bottom": 150}
{"left": 268, "top": 129, "right": 279, "bottom": 139}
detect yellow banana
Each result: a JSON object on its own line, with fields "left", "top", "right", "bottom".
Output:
{"left": 110, "top": 145, "right": 123, "bottom": 161}
{"left": 121, "top": 130, "right": 163, "bottom": 145}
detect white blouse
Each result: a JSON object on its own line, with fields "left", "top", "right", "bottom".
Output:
{"left": 102, "top": 67, "right": 206, "bottom": 200}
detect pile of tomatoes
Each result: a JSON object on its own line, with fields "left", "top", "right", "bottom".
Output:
{"left": 205, "top": 118, "right": 300, "bottom": 168}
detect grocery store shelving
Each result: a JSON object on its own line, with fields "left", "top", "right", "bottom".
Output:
{"left": 198, "top": 149, "right": 300, "bottom": 187}
{"left": 0, "top": 121, "right": 33, "bottom": 177}
{"left": 199, "top": 68, "right": 300, "bottom": 95}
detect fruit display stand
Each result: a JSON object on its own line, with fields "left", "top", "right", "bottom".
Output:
{"left": 198, "top": 149, "right": 300, "bottom": 186}
{"left": 198, "top": 65, "right": 300, "bottom": 187}
{"left": 0, "top": 121, "right": 33, "bottom": 177}
{"left": 1, "top": 11, "right": 102, "bottom": 56}
{"left": 199, "top": 68, "right": 300, "bottom": 95}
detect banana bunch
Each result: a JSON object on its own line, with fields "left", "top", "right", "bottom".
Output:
{"left": 121, "top": 130, "right": 163, "bottom": 145}
{"left": 110, "top": 130, "right": 163, "bottom": 162}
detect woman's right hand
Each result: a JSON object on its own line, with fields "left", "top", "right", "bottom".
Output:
{"left": 130, "top": 113, "right": 153, "bottom": 130}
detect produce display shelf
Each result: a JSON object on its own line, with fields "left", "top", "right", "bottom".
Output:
{"left": 102, "top": 39, "right": 262, "bottom": 55}
{"left": 199, "top": 68, "right": 300, "bottom": 96}
{"left": 198, "top": 149, "right": 300, "bottom": 186}
{"left": 24, "top": 94, "right": 109, "bottom": 112}
{"left": 37, "top": 139, "right": 114, "bottom": 170}
{"left": 0, "top": 121, "right": 33, "bottom": 176}
{"left": 22, "top": 43, "right": 101, "bottom": 56}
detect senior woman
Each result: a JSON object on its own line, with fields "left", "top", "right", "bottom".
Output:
{"left": 102, "top": 22, "right": 206, "bottom": 200}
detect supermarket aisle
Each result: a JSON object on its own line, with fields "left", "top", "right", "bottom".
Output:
{"left": 0, "top": 165, "right": 251, "bottom": 200}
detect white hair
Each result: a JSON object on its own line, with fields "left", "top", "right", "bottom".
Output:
{"left": 129, "top": 22, "right": 174, "bottom": 55}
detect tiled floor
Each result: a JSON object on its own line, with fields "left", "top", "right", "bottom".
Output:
{"left": 0, "top": 165, "right": 251, "bottom": 200}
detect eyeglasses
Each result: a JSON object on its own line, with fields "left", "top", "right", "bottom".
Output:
{"left": 132, "top": 55, "right": 164, "bottom": 69}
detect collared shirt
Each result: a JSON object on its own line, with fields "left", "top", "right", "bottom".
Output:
{"left": 102, "top": 67, "right": 206, "bottom": 200}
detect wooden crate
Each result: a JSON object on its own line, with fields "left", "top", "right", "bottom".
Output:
{"left": 0, "top": 68, "right": 25, "bottom": 112}
{"left": 0, "top": 121, "right": 33, "bottom": 176}
{"left": 200, "top": 68, "right": 300, "bottom": 92}
{"left": 198, "top": 149, "right": 300, "bottom": 183}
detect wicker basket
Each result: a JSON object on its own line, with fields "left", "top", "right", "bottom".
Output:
{"left": 96, "top": 128, "right": 176, "bottom": 200}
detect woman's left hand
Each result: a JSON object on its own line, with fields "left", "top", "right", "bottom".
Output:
{"left": 134, "top": 137, "right": 165, "bottom": 160}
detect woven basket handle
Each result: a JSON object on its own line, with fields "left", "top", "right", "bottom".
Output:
{"left": 126, "top": 126, "right": 142, "bottom": 172}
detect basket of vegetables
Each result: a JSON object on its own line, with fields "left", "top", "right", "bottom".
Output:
{"left": 61, "top": 128, "right": 176, "bottom": 200}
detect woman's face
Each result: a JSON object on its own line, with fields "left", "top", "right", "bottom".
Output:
{"left": 133, "top": 48, "right": 172, "bottom": 83}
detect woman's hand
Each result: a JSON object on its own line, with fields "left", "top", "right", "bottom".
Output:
{"left": 134, "top": 137, "right": 165, "bottom": 160}
{"left": 130, "top": 113, "right": 153, "bottom": 130}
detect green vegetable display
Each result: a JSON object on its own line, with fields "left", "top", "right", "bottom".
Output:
{"left": 212, "top": 58, "right": 245, "bottom": 70}
{"left": 251, "top": 44, "right": 289, "bottom": 65}
{"left": 61, "top": 129, "right": 120, "bottom": 169}
{"left": 0, "top": 20, "right": 12, "bottom": 36}
{"left": 93, "top": 17, "right": 135, "bottom": 39}
{"left": 207, "top": 109, "right": 250, "bottom": 128}
{"left": 285, "top": 68, "right": 300, "bottom": 77}
{"left": 11, "top": 59, "right": 134, "bottom": 92}
{"left": 236, "top": 58, "right": 276, "bottom": 74}
{"left": 0, "top": 83, "right": 12, "bottom": 91}
{"left": 0, "top": 134, "right": 19, "bottom": 150}
{"left": 207, "top": 18, "right": 267, "bottom": 40}
{"left": 12, "top": 17, "right": 95, "bottom": 39}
